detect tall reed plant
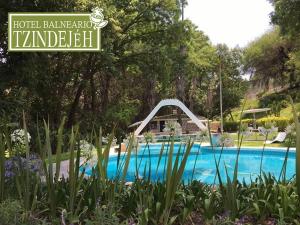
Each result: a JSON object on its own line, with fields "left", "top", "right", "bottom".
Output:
{"left": 290, "top": 97, "right": 300, "bottom": 196}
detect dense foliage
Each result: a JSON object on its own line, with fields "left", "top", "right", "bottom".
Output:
{"left": 243, "top": 0, "right": 300, "bottom": 93}
{"left": 0, "top": 0, "right": 247, "bottom": 137}
{"left": 1, "top": 1, "right": 300, "bottom": 224}
{"left": 0, "top": 119, "right": 299, "bottom": 225}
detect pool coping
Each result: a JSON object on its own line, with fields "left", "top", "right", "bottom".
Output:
{"left": 136, "top": 142, "right": 296, "bottom": 153}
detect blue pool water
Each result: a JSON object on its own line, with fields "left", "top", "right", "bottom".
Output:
{"left": 82, "top": 144, "right": 296, "bottom": 184}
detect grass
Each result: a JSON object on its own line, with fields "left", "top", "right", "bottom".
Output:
{"left": 229, "top": 98, "right": 259, "bottom": 120}
{"left": 234, "top": 140, "right": 283, "bottom": 147}
{"left": 229, "top": 97, "right": 300, "bottom": 121}
{"left": 230, "top": 132, "right": 286, "bottom": 147}
{"left": 230, "top": 132, "right": 277, "bottom": 141}
{"left": 280, "top": 102, "right": 300, "bottom": 118}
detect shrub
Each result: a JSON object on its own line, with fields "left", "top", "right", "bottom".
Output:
{"left": 4, "top": 154, "right": 43, "bottom": 182}
{"left": 223, "top": 121, "right": 239, "bottom": 132}
{"left": 218, "top": 133, "right": 234, "bottom": 147}
{"left": 241, "top": 119, "right": 255, "bottom": 124}
{"left": 10, "top": 129, "right": 31, "bottom": 156}
{"left": 0, "top": 199, "right": 45, "bottom": 225}
{"left": 284, "top": 123, "right": 296, "bottom": 147}
{"left": 256, "top": 116, "right": 290, "bottom": 131}
{"left": 259, "top": 93, "right": 287, "bottom": 108}
{"left": 0, "top": 199, "right": 23, "bottom": 225}
{"left": 258, "top": 93, "right": 290, "bottom": 116}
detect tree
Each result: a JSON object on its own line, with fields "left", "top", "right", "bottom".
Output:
{"left": 270, "top": 0, "right": 300, "bottom": 37}
{"left": 243, "top": 0, "right": 300, "bottom": 92}
{"left": 270, "top": 0, "right": 300, "bottom": 90}
{"left": 212, "top": 45, "right": 248, "bottom": 119}
{"left": 0, "top": 0, "right": 246, "bottom": 136}
{"left": 243, "top": 28, "right": 294, "bottom": 89}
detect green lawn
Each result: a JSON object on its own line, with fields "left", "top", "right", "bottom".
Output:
{"left": 234, "top": 140, "right": 283, "bottom": 147}
{"left": 229, "top": 98, "right": 299, "bottom": 121}
{"left": 229, "top": 98, "right": 259, "bottom": 120}
{"left": 280, "top": 102, "right": 300, "bottom": 118}
{"left": 230, "top": 132, "right": 277, "bottom": 141}
{"left": 230, "top": 132, "right": 287, "bottom": 148}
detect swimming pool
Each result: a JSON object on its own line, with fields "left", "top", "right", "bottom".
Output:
{"left": 82, "top": 143, "right": 296, "bottom": 184}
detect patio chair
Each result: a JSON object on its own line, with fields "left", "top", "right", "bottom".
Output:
{"left": 258, "top": 127, "right": 266, "bottom": 136}
{"left": 265, "top": 132, "right": 287, "bottom": 144}
{"left": 248, "top": 127, "right": 254, "bottom": 133}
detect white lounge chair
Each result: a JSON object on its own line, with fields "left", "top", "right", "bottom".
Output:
{"left": 265, "top": 132, "right": 287, "bottom": 144}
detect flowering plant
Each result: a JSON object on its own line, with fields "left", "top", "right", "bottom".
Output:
{"left": 218, "top": 133, "right": 234, "bottom": 147}
{"left": 240, "top": 123, "right": 252, "bottom": 137}
{"left": 10, "top": 129, "right": 31, "bottom": 144}
{"left": 79, "top": 140, "right": 96, "bottom": 158}
{"left": 143, "top": 132, "right": 155, "bottom": 143}
{"left": 196, "top": 129, "right": 209, "bottom": 142}
{"left": 163, "top": 121, "right": 182, "bottom": 136}
{"left": 4, "top": 154, "right": 43, "bottom": 182}
{"left": 10, "top": 129, "right": 31, "bottom": 156}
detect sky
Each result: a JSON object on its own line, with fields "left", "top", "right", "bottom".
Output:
{"left": 185, "top": 0, "right": 274, "bottom": 48}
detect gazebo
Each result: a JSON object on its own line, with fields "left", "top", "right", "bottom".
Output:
{"left": 242, "top": 108, "right": 271, "bottom": 129}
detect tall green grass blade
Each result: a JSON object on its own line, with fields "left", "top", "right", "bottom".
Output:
{"left": 23, "top": 113, "right": 30, "bottom": 211}
{"left": 279, "top": 144, "right": 291, "bottom": 183}
{"left": 290, "top": 96, "right": 300, "bottom": 196}
{"left": 259, "top": 133, "right": 268, "bottom": 177}
{"left": 155, "top": 142, "right": 165, "bottom": 179}
{"left": 138, "top": 143, "right": 148, "bottom": 172}
{"left": 120, "top": 134, "right": 134, "bottom": 184}
{"left": 55, "top": 117, "right": 66, "bottom": 181}
{"left": 103, "top": 132, "right": 115, "bottom": 170}
{"left": 162, "top": 139, "right": 193, "bottom": 225}
{"left": 0, "top": 129, "right": 5, "bottom": 201}
{"left": 31, "top": 176, "right": 39, "bottom": 212}
{"left": 95, "top": 127, "right": 103, "bottom": 188}
{"left": 213, "top": 144, "right": 224, "bottom": 184}
{"left": 207, "top": 120, "right": 223, "bottom": 186}
{"left": 233, "top": 100, "right": 246, "bottom": 185}
{"left": 163, "top": 137, "right": 171, "bottom": 180}
{"left": 44, "top": 120, "right": 53, "bottom": 185}
{"left": 233, "top": 134, "right": 243, "bottom": 185}
{"left": 75, "top": 128, "right": 81, "bottom": 179}
{"left": 3, "top": 126, "right": 12, "bottom": 156}
{"left": 175, "top": 141, "right": 193, "bottom": 186}
{"left": 167, "top": 144, "right": 182, "bottom": 206}
{"left": 42, "top": 120, "right": 56, "bottom": 217}
{"left": 36, "top": 119, "right": 44, "bottom": 158}
{"left": 165, "top": 136, "right": 175, "bottom": 196}
{"left": 69, "top": 127, "right": 77, "bottom": 214}
{"left": 191, "top": 142, "right": 201, "bottom": 181}
{"left": 147, "top": 143, "right": 152, "bottom": 183}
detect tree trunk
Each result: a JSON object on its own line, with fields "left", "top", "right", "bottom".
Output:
{"left": 66, "top": 54, "right": 93, "bottom": 127}
{"left": 90, "top": 73, "right": 96, "bottom": 112}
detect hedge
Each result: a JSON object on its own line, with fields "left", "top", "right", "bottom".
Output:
{"left": 256, "top": 116, "right": 290, "bottom": 131}
{"left": 226, "top": 116, "right": 291, "bottom": 132}
{"left": 223, "top": 121, "right": 239, "bottom": 132}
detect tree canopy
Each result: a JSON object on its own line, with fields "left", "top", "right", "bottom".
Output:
{"left": 244, "top": 0, "right": 300, "bottom": 93}
{"left": 0, "top": 0, "right": 247, "bottom": 136}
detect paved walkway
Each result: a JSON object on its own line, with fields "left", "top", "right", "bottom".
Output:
{"left": 53, "top": 147, "right": 118, "bottom": 178}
